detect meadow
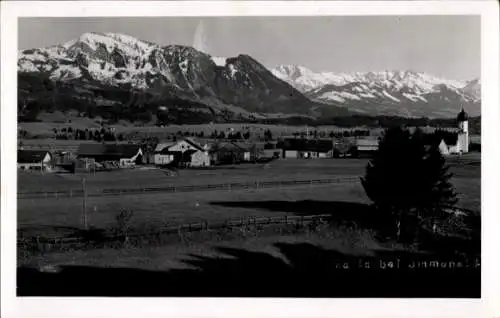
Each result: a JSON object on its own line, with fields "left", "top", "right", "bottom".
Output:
{"left": 18, "top": 159, "right": 369, "bottom": 193}
{"left": 19, "top": 112, "right": 382, "bottom": 139}
{"left": 17, "top": 155, "right": 481, "bottom": 297}
{"left": 18, "top": 155, "right": 480, "bottom": 231}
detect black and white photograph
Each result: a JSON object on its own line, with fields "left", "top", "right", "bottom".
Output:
{"left": 2, "top": 1, "right": 500, "bottom": 317}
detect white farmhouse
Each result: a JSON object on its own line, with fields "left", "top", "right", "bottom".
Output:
{"left": 17, "top": 150, "right": 53, "bottom": 172}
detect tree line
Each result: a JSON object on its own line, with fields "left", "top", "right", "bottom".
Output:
{"left": 52, "top": 127, "right": 125, "bottom": 142}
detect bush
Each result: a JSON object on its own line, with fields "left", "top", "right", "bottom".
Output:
{"left": 113, "top": 209, "right": 134, "bottom": 244}
{"left": 361, "top": 127, "right": 457, "bottom": 242}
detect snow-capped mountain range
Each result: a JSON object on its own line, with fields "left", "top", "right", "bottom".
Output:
{"left": 19, "top": 32, "right": 233, "bottom": 89}
{"left": 271, "top": 65, "right": 481, "bottom": 117}
{"left": 18, "top": 32, "right": 480, "bottom": 121}
{"left": 19, "top": 32, "right": 342, "bottom": 121}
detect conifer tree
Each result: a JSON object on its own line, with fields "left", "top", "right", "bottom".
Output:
{"left": 361, "top": 127, "right": 457, "bottom": 241}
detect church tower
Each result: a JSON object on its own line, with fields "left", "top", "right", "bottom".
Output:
{"left": 456, "top": 108, "right": 469, "bottom": 153}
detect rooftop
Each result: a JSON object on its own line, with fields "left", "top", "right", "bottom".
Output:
{"left": 18, "top": 150, "right": 51, "bottom": 163}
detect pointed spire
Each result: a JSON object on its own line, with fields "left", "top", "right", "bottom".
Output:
{"left": 457, "top": 107, "right": 469, "bottom": 122}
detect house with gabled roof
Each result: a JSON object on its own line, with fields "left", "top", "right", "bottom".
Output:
{"left": 281, "top": 138, "right": 333, "bottom": 159}
{"left": 77, "top": 143, "right": 143, "bottom": 168}
{"left": 154, "top": 138, "right": 210, "bottom": 167}
{"left": 17, "top": 150, "right": 53, "bottom": 172}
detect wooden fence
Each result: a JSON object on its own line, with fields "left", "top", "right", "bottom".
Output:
{"left": 17, "top": 177, "right": 361, "bottom": 199}
{"left": 17, "top": 206, "right": 478, "bottom": 250}
{"left": 18, "top": 214, "right": 332, "bottom": 247}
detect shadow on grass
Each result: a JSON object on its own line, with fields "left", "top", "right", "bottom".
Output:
{"left": 18, "top": 242, "right": 480, "bottom": 298}
{"left": 210, "top": 200, "right": 384, "bottom": 227}
{"left": 210, "top": 200, "right": 481, "bottom": 254}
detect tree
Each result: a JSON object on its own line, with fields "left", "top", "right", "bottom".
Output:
{"left": 250, "top": 144, "right": 265, "bottom": 162}
{"left": 264, "top": 129, "right": 273, "bottom": 141}
{"left": 361, "top": 127, "right": 457, "bottom": 242}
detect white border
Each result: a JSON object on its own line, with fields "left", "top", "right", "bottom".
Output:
{"left": 1, "top": 2, "right": 499, "bottom": 318}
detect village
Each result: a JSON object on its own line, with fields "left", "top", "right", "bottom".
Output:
{"left": 10, "top": 11, "right": 486, "bottom": 300}
{"left": 17, "top": 109, "right": 479, "bottom": 174}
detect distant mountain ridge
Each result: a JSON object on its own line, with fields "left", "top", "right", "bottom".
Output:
{"left": 272, "top": 65, "right": 480, "bottom": 118}
{"left": 18, "top": 32, "right": 479, "bottom": 123}
{"left": 18, "top": 32, "right": 349, "bottom": 124}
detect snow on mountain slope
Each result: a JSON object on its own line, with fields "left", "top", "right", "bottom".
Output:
{"left": 17, "top": 32, "right": 480, "bottom": 119}
{"left": 273, "top": 65, "right": 473, "bottom": 94}
{"left": 19, "top": 32, "right": 341, "bottom": 120}
{"left": 272, "top": 65, "right": 481, "bottom": 117}
{"left": 211, "top": 56, "right": 227, "bottom": 67}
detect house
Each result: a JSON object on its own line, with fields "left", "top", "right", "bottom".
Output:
{"left": 352, "top": 138, "right": 379, "bottom": 158}
{"left": 230, "top": 142, "right": 259, "bottom": 162}
{"left": 423, "top": 133, "right": 459, "bottom": 156}
{"left": 281, "top": 138, "right": 333, "bottom": 159}
{"left": 154, "top": 138, "right": 210, "bottom": 167}
{"left": 153, "top": 142, "right": 176, "bottom": 165}
{"left": 18, "top": 150, "right": 53, "bottom": 172}
{"left": 77, "top": 143, "right": 143, "bottom": 168}
{"left": 209, "top": 141, "right": 264, "bottom": 164}
{"left": 262, "top": 148, "right": 282, "bottom": 159}
{"left": 353, "top": 134, "right": 459, "bottom": 158}
{"left": 209, "top": 142, "right": 246, "bottom": 165}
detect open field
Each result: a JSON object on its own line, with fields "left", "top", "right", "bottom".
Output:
{"left": 20, "top": 119, "right": 363, "bottom": 139}
{"left": 18, "top": 154, "right": 480, "bottom": 193}
{"left": 18, "top": 183, "right": 367, "bottom": 230}
{"left": 18, "top": 155, "right": 480, "bottom": 231}
{"left": 18, "top": 159, "right": 369, "bottom": 193}
{"left": 18, "top": 215, "right": 480, "bottom": 297}
{"left": 17, "top": 155, "right": 480, "bottom": 297}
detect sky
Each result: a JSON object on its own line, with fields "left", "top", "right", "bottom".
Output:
{"left": 18, "top": 16, "right": 480, "bottom": 81}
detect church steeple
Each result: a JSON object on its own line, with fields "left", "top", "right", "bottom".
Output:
{"left": 457, "top": 108, "right": 469, "bottom": 122}
{"left": 456, "top": 107, "right": 469, "bottom": 154}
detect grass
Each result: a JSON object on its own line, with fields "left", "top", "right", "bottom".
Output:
{"left": 18, "top": 183, "right": 366, "bottom": 230}
{"left": 16, "top": 147, "right": 481, "bottom": 297}
{"left": 17, "top": 157, "right": 480, "bottom": 230}
{"left": 18, "top": 159, "right": 368, "bottom": 193}
{"left": 18, "top": 225, "right": 394, "bottom": 271}
{"left": 19, "top": 115, "right": 369, "bottom": 138}
{"left": 18, "top": 155, "right": 479, "bottom": 193}
{"left": 17, "top": 220, "right": 480, "bottom": 297}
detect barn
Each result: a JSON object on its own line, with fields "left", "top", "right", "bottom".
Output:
{"left": 17, "top": 150, "right": 53, "bottom": 172}
{"left": 281, "top": 138, "right": 333, "bottom": 159}
{"left": 77, "top": 144, "right": 143, "bottom": 168}
{"left": 209, "top": 141, "right": 260, "bottom": 164}
{"left": 154, "top": 138, "right": 210, "bottom": 168}
{"left": 353, "top": 138, "right": 379, "bottom": 158}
